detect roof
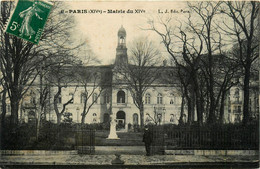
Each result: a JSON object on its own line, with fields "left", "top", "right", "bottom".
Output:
{"left": 118, "top": 26, "right": 126, "bottom": 37}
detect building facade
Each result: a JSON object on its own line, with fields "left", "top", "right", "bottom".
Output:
{"left": 2, "top": 26, "right": 258, "bottom": 128}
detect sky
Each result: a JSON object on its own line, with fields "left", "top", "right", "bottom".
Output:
{"left": 64, "top": 1, "right": 190, "bottom": 65}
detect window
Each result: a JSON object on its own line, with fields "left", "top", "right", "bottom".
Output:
{"left": 92, "top": 93, "right": 98, "bottom": 104}
{"left": 234, "top": 88, "right": 240, "bottom": 102}
{"left": 170, "top": 99, "right": 174, "bottom": 104}
{"left": 28, "top": 111, "right": 36, "bottom": 122}
{"left": 133, "top": 113, "right": 138, "bottom": 125}
{"left": 157, "top": 93, "right": 163, "bottom": 104}
{"left": 238, "top": 106, "right": 241, "bottom": 114}
{"left": 93, "top": 113, "right": 97, "bottom": 116}
{"left": 183, "top": 114, "right": 187, "bottom": 123}
{"left": 145, "top": 93, "right": 151, "bottom": 104}
{"left": 30, "top": 97, "right": 36, "bottom": 104}
{"left": 117, "top": 90, "right": 125, "bottom": 103}
{"left": 104, "top": 93, "right": 110, "bottom": 104}
{"left": 235, "top": 114, "right": 241, "bottom": 123}
{"left": 81, "top": 93, "right": 86, "bottom": 104}
{"left": 170, "top": 114, "right": 175, "bottom": 122}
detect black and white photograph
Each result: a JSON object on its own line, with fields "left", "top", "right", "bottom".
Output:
{"left": 0, "top": 0, "right": 259, "bottom": 168}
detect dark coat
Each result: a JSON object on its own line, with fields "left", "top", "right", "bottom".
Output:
{"left": 142, "top": 129, "right": 153, "bottom": 144}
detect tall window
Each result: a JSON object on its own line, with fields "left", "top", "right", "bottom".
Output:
{"left": 104, "top": 93, "right": 110, "bottom": 104}
{"left": 30, "top": 97, "right": 36, "bottom": 104}
{"left": 238, "top": 106, "right": 241, "bottom": 114}
{"left": 170, "top": 93, "right": 174, "bottom": 104}
{"left": 133, "top": 113, "right": 138, "bottom": 125}
{"left": 145, "top": 93, "right": 151, "bottom": 104}
{"left": 81, "top": 93, "right": 86, "bottom": 104}
{"left": 28, "top": 111, "right": 36, "bottom": 122}
{"left": 157, "top": 93, "right": 163, "bottom": 104}
{"left": 234, "top": 88, "right": 240, "bottom": 102}
{"left": 170, "top": 114, "right": 175, "bottom": 123}
{"left": 170, "top": 99, "right": 174, "bottom": 104}
{"left": 117, "top": 90, "right": 125, "bottom": 103}
{"left": 92, "top": 93, "right": 98, "bottom": 104}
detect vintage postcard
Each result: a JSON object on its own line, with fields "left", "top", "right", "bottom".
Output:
{"left": 0, "top": 0, "right": 259, "bottom": 168}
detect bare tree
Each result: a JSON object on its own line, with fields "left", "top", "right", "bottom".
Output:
{"left": 75, "top": 67, "right": 108, "bottom": 125}
{"left": 0, "top": 1, "right": 83, "bottom": 131}
{"left": 147, "top": 2, "right": 243, "bottom": 125}
{"left": 148, "top": 15, "right": 204, "bottom": 125}
{"left": 220, "top": 1, "right": 259, "bottom": 125}
{"left": 116, "top": 37, "right": 161, "bottom": 127}
{"left": 47, "top": 59, "right": 79, "bottom": 125}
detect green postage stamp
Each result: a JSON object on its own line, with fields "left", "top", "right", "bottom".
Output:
{"left": 5, "top": 0, "right": 53, "bottom": 44}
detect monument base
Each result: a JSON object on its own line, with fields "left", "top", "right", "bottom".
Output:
{"left": 106, "top": 133, "right": 120, "bottom": 139}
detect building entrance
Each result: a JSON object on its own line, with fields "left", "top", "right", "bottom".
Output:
{"left": 116, "top": 111, "right": 125, "bottom": 129}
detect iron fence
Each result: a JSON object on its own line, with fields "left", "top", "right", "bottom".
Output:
{"left": 165, "top": 127, "right": 258, "bottom": 150}
{"left": 75, "top": 128, "right": 95, "bottom": 154}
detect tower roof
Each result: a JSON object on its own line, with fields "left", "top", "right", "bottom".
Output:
{"left": 118, "top": 26, "right": 126, "bottom": 37}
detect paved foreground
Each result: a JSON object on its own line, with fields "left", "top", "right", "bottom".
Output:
{"left": 0, "top": 153, "right": 259, "bottom": 168}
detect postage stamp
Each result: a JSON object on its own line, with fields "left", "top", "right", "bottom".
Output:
{"left": 5, "top": 0, "right": 53, "bottom": 44}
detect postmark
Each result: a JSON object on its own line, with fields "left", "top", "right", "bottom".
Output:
{"left": 5, "top": 0, "right": 53, "bottom": 44}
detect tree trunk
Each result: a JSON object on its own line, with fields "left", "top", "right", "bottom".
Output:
{"left": 193, "top": 73, "right": 203, "bottom": 126}
{"left": 219, "top": 91, "right": 226, "bottom": 124}
{"left": 57, "top": 113, "right": 62, "bottom": 125}
{"left": 1, "top": 90, "right": 7, "bottom": 149}
{"left": 81, "top": 113, "right": 86, "bottom": 125}
{"left": 36, "top": 109, "right": 43, "bottom": 141}
{"left": 1, "top": 90, "right": 7, "bottom": 127}
{"left": 10, "top": 97, "right": 19, "bottom": 130}
{"left": 195, "top": 92, "right": 203, "bottom": 126}
{"left": 81, "top": 95, "right": 88, "bottom": 125}
{"left": 187, "top": 95, "right": 195, "bottom": 124}
{"left": 139, "top": 104, "right": 144, "bottom": 128}
{"left": 179, "top": 94, "right": 185, "bottom": 125}
{"left": 243, "top": 65, "right": 250, "bottom": 125}
{"left": 54, "top": 86, "right": 61, "bottom": 124}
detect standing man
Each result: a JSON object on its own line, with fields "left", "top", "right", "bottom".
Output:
{"left": 143, "top": 126, "right": 153, "bottom": 156}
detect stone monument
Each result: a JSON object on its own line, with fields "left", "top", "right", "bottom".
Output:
{"left": 107, "top": 105, "right": 119, "bottom": 139}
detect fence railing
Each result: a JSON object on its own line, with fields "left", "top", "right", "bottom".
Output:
{"left": 75, "top": 129, "right": 95, "bottom": 154}
{"left": 165, "top": 127, "right": 259, "bottom": 150}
